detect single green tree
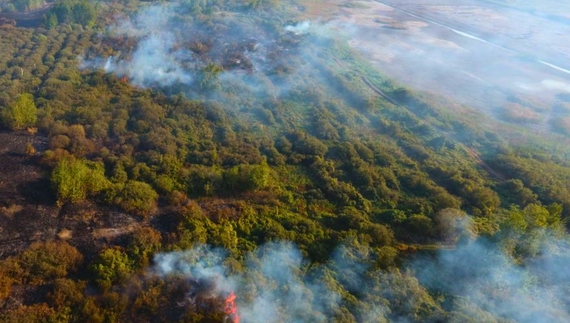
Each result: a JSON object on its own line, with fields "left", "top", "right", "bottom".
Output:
{"left": 1, "top": 93, "right": 37, "bottom": 130}
{"left": 91, "top": 248, "right": 133, "bottom": 291}
{"left": 71, "top": 1, "right": 97, "bottom": 27}
{"left": 51, "top": 157, "right": 109, "bottom": 205}
{"left": 112, "top": 181, "right": 158, "bottom": 216}
{"left": 45, "top": 13, "right": 59, "bottom": 29}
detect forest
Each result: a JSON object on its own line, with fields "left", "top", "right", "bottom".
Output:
{"left": 1, "top": 0, "right": 570, "bottom": 322}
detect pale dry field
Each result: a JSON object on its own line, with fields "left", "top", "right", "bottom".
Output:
{"left": 295, "top": 0, "right": 570, "bottom": 127}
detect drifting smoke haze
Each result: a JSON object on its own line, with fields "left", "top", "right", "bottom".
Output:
{"left": 81, "top": 6, "right": 194, "bottom": 87}
{"left": 80, "top": 5, "right": 321, "bottom": 96}
{"left": 154, "top": 243, "right": 342, "bottom": 323}
{"left": 79, "top": 3, "right": 359, "bottom": 105}
{"left": 79, "top": 0, "right": 570, "bottom": 132}
{"left": 314, "top": 0, "right": 570, "bottom": 131}
{"left": 413, "top": 238, "right": 570, "bottom": 323}
{"left": 152, "top": 235, "right": 570, "bottom": 322}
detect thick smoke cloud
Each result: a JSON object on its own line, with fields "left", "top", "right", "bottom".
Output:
{"left": 79, "top": 4, "right": 358, "bottom": 103}
{"left": 81, "top": 6, "right": 193, "bottom": 87}
{"left": 412, "top": 236, "right": 570, "bottom": 323}
{"left": 323, "top": 0, "right": 570, "bottom": 130}
{"left": 152, "top": 236, "right": 570, "bottom": 322}
{"left": 153, "top": 242, "right": 343, "bottom": 323}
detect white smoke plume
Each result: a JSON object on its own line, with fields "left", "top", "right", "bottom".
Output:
{"left": 284, "top": 21, "right": 312, "bottom": 35}
{"left": 79, "top": 4, "right": 358, "bottom": 100}
{"left": 412, "top": 236, "right": 570, "bottom": 323}
{"left": 81, "top": 6, "right": 193, "bottom": 87}
{"left": 80, "top": 5, "right": 288, "bottom": 92}
{"left": 152, "top": 235, "right": 570, "bottom": 322}
{"left": 153, "top": 242, "right": 344, "bottom": 323}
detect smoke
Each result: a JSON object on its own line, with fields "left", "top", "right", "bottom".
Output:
{"left": 325, "top": 0, "right": 570, "bottom": 131}
{"left": 542, "top": 79, "right": 570, "bottom": 93}
{"left": 153, "top": 242, "right": 345, "bottom": 323}
{"left": 78, "top": 1, "right": 570, "bottom": 137}
{"left": 412, "top": 235, "right": 570, "bottom": 323}
{"left": 152, "top": 233, "right": 570, "bottom": 322}
{"left": 284, "top": 21, "right": 312, "bottom": 35}
{"left": 154, "top": 244, "right": 236, "bottom": 295}
{"left": 79, "top": 3, "right": 366, "bottom": 107}
{"left": 80, "top": 4, "right": 313, "bottom": 96}
{"left": 81, "top": 6, "right": 193, "bottom": 87}
{"left": 95, "top": 32, "right": 193, "bottom": 87}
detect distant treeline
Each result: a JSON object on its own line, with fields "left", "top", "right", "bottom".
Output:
{"left": 43, "top": 0, "right": 96, "bottom": 28}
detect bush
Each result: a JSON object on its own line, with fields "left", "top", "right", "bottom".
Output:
{"left": 0, "top": 269, "right": 13, "bottom": 302}
{"left": 111, "top": 181, "right": 158, "bottom": 216}
{"left": 223, "top": 161, "right": 272, "bottom": 193}
{"left": 15, "top": 241, "right": 83, "bottom": 285}
{"left": 1, "top": 93, "right": 37, "bottom": 130}
{"left": 0, "top": 304, "right": 59, "bottom": 323}
{"left": 91, "top": 248, "right": 133, "bottom": 291}
{"left": 51, "top": 157, "right": 109, "bottom": 205}
{"left": 128, "top": 227, "right": 162, "bottom": 267}
{"left": 499, "top": 103, "right": 542, "bottom": 124}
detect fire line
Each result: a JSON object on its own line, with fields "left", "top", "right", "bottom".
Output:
{"left": 224, "top": 291, "right": 240, "bottom": 323}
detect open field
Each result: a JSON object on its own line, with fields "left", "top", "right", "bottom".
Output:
{"left": 296, "top": 0, "right": 570, "bottom": 130}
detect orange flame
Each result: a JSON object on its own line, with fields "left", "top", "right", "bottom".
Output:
{"left": 224, "top": 291, "right": 240, "bottom": 323}
{"left": 121, "top": 76, "right": 128, "bottom": 83}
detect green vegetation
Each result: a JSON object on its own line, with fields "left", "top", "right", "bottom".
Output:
{"left": 13, "top": 0, "right": 43, "bottom": 12}
{"left": 0, "top": 93, "right": 37, "bottom": 130}
{"left": 108, "top": 180, "right": 159, "bottom": 217}
{"left": 0, "top": 0, "right": 569, "bottom": 322}
{"left": 4, "top": 241, "right": 83, "bottom": 286}
{"left": 44, "top": 0, "right": 98, "bottom": 28}
{"left": 51, "top": 157, "right": 109, "bottom": 205}
{"left": 91, "top": 248, "right": 134, "bottom": 291}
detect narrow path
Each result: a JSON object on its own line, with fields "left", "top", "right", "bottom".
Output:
{"left": 461, "top": 145, "right": 506, "bottom": 182}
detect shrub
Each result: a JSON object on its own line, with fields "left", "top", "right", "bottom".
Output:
{"left": 112, "top": 181, "right": 158, "bottom": 216}
{"left": 1, "top": 93, "right": 37, "bottom": 130}
{"left": 51, "top": 157, "right": 109, "bottom": 205}
{"left": 500, "top": 103, "right": 541, "bottom": 124}
{"left": 91, "top": 248, "right": 133, "bottom": 291}
{"left": 223, "top": 161, "right": 272, "bottom": 193}
{"left": 15, "top": 241, "right": 83, "bottom": 285}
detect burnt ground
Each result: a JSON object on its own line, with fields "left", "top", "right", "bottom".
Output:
{"left": 0, "top": 131, "right": 143, "bottom": 259}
